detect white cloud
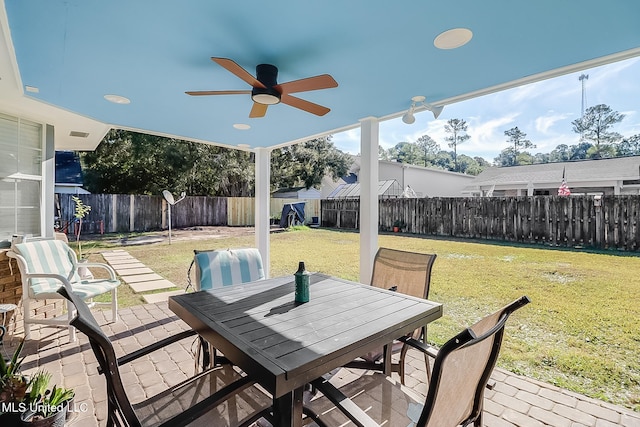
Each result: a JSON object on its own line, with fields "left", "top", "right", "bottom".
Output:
{"left": 535, "top": 112, "right": 572, "bottom": 135}
{"left": 332, "top": 128, "right": 361, "bottom": 154}
{"left": 466, "top": 113, "right": 519, "bottom": 149}
{"left": 506, "top": 81, "right": 547, "bottom": 104}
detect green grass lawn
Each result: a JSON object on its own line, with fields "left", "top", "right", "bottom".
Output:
{"left": 82, "top": 227, "right": 640, "bottom": 411}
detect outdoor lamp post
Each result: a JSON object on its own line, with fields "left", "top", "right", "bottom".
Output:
{"left": 162, "top": 190, "right": 186, "bottom": 244}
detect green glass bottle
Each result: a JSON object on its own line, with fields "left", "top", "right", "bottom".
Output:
{"left": 294, "top": 261, "right": 310, "bottom": 303}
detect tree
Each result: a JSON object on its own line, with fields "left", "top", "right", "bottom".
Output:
{"left": 568, "top": 141, "right": 593, "bottom": 160}
{"left": 456, "top": 154, "right": 484, "bottom": 175}
{"left": 504, "top": 127, "right": 535, "bottom": 165}
{"left": 83, "top": 132, "right": 351, "bottom": 196}
{"left": 549, "top": 144, "right": 571, "bottom": 162}
{"left": 270, "top": 136, "right": 351, "bottom": 190}
{"left": 473, "top": 156, "right": 491, "bottom": 170}
{"left": 494, "top": 147, "right": 517, "bottom": 167}
{"left": 444, "top": 119, "right": 470, "bottom": 172}
{"left": 533, "top": 152, "right": 550, "bottom": 164}
{"left": 82, "top": 130, "right": 255, "bottom": 196}
{"left": 71, "top": 196, "right": 91, "bottom": 258}
{"left": 617, "top": 134, "right": 640, "bottom": 157}
{"left": 415, "top": 135, "right": 439, "bottom": 166}
{"left": 515, "top": 151, "right": 535, "bottom": 165}
{"left": 433, "top": 150, "right": 455, "bottom": 171}
{"left": 571, "top": 104, "right": 624, "bottom": 159}
{"left": 378, "top": 145, "right": 391, "bottom": 161}
{"left": 386, "top": 141, "right": 422, "bottom": 165}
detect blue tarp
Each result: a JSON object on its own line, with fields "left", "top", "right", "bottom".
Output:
{"left": 279, "top": 202, "right": 306, "bottom": 228}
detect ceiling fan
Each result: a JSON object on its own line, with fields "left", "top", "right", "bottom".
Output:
{"left": 186, "top": 57, "right": 338, "bottom": 118}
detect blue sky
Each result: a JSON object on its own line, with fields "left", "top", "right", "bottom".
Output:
{"left": 332, "top": 57, "right": 640, "bottom": 162}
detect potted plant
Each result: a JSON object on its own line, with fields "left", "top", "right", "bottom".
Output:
{"left": 392, "top": 219, "right": 405, "bottom": 232}
{"left": 20, "top": 371, "right": 74, "bottom": 427}
{"left": 0, "top": 339, "right": 29, "bottom": 426}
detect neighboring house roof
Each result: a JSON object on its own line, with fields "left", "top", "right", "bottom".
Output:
{"left": 465, "top": 156, "right": 640, "bottom": 192}
{"left": 327, "top": 180, "right": 403, "bottom": 199}
{"left": 351, "top": 156, "right": 474, "bottom": 178}
{"left": 55, "top": 151, "right": 84, "bottom": 185}
{"left": 345, "top": 156, "right": 475, "bottom": 197}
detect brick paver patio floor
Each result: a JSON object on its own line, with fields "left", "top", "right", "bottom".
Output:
{"left": 7, "top": 303, "right": 640, "bottom": 427}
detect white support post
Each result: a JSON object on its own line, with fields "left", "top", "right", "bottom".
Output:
{"left": 42, "top": 125, "right": 55, "bottom": 238}
{"left": 255, "top": 147, "right": 271, "bottom": 278}
{"left": 359, "top": 117, "right": 379, "bottom": 284}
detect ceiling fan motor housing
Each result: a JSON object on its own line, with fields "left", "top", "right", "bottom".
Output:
{"left": 252, "top": 64, "right": 281, "bottom": 105}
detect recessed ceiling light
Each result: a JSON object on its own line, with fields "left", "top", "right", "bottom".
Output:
{"left": 233, "top": 124, "right": 251, "bottom": 130}
{"left": 104, "top": 94, "right": 131, "bottom": 104}
{"left": 434, "top": 28, "right": 473, "bottom": 50}
{"left": 25, "top": 85, "right": 39, "bottom": 93}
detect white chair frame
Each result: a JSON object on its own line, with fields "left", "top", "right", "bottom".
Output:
{"left": 8, "top": 239, "right": 119, "bottom": 342}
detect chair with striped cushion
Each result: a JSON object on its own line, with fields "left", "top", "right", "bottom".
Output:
{"left": 188, "top": 247, "right": 265, "bottom": 370}
{"left": 193, "top": 247, "right": 265, "bottom": 290}
{"left": 8, "top": 239, "right": 120, "bottom": 342}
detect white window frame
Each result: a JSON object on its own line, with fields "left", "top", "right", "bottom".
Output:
{"left": 0, "top": 112, "right": 50, "bottom": 246}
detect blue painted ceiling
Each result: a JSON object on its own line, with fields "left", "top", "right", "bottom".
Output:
{"left": 4, "top": 1, "right": 640, "bottom": 150}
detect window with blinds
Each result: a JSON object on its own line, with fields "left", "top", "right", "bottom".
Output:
{"left": 0, "top": 113, "right": 43, "bottom": 245}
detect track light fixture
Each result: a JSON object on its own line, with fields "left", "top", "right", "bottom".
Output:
{"left": 402, "top": 95, "right": 444, "bottom": 124}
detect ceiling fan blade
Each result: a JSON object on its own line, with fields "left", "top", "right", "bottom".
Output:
{"left": 211, "top": 57, "right": 266, "bottom": 89}
{"left": 249, "top": 102, "right": 268, "bottom": 118}
{"left": 276, "top": 74, "right": 338, "bottom": 94}
{"left": 281, "top": 94, "right": 330, "bottom": 116}
{"left": 185, "top": 90, "right": 251, "bottom": 96}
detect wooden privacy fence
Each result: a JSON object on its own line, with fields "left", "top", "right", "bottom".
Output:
{"left": 56, "top": 194, "right": 226, "bottom": 234}
{"left": 56, "top": 194, "right": 321, "bottom": 234}
{"left": 322, "top": 196, "right": 640, "bottom": 251}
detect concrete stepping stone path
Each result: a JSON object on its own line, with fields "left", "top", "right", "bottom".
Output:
{"left": 100, "top": 250, "right": 185, "bottom": 301}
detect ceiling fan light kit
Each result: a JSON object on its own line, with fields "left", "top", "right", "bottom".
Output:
{"left": 251, "top": 64, "right": 281, "bottom": 105}
{"left": 186, "top": 57, "right": 337, "bottom": 118}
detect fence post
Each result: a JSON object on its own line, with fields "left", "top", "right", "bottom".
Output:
{"left": 129, "top": 194, "right": 135, "bottom": 232}
{"left": 111, "top": 194, "right": 117, "bottom": 233}
{"left": 594, "top": 195, "right": 602, "bottom": 247}
{"left": 161, "top": 199, "right": 167, "bottom": 229}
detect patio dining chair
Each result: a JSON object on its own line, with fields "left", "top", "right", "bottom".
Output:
{"left": 57, "top": 286, "right": 273, "bottom": 427}
{"left": 307, "top": 296, "right": 530, "bottom": 427}
{"left": 187, "top": 247, "right": 265, "bottom": 371}
{"left": 345, "top": 247, "right": 437, "bottom": 384}
{"left": 7, "top": 239, "right": 120, "bottom": 342}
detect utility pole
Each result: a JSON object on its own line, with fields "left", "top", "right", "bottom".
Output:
{"left": 579, "top": 74, "right": 588, "bottom": 141}
{"left": 579, "top": 74, "right": 588, "bottom": 117}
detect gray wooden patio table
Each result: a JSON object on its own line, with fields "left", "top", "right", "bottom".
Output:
{"left": 168, "top": 272, "right": 443, "bottom": 427}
